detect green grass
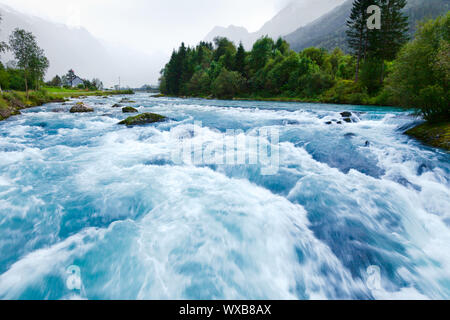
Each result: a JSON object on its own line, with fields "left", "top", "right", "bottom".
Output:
{"left": 43, "top": 87, "right": 134, "bottom": 98}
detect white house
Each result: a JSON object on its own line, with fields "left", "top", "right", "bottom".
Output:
{"left": 71, "top": 76, "right": 84, "bottom": 87}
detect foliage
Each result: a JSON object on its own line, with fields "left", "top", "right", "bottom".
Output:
{"left": 159, "top": 11, "right": 447, "bottom": 126}
{"left": 9, "top": 28, "right": 49, "bottom": 95}
{"left": 386, "top": 12, "right": 449, "bottom": 121}
{"left": 211, "top": 69, "right": 246, "bottom": 99}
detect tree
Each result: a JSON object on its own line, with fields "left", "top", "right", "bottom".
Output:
{"left": 249, "top": 37, "right": 275, "bottom": 74}
{"left": 347, "top": 0, "right": 377, "bottom": 82}
{"left": 374, "top": 0, "right": 409, "bottom": 82}
{"left": 92, "top": 78, "right": 103, "bottom": 90}
{"left": 386, "top": 13, "right": 449, "bottom": 122}
{"left": 0, "top": 15, "right": 9, "bottom": 94}
{"left": 65, "top": 69, "right": 77, "bottom": 87}
{"left": 234, "top": 42, "right": 246, "bottom": 75}
{"left": 47, "top": 75, "right": 62, "bottom": 87}
{"left": 275, "top": 37, "right": 290, "bottom": 56}
{"left": 9, "top": 29, "right": 48, "bottom": 98}
{"left": 213, "top": 37, "right": 236, "bottom": 62}
{"left": 211, "top": 69, "right": 246, "bottom": 99}
{"left": 30, "top": 47, "right": 49, "bottom": 90}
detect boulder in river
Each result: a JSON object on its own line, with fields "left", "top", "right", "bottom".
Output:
{"left": 122, "top": 107, "right": 138, "bottom": 113}
{"left": 118, "top": 113, "right": 167, "bottom": 126}
{"left": 51, "top": 108, "right": 66, "bottom": 113}
{"left": 340, "top": 112, "right": 352, "bottom": 118}
{"left": 112, "top": 103, "right": 122, "bottom": 108}
{"left": 119, "top": 98, "right": 136, "bottom": 103}
{"left": 70, "top": 102, "right": 94, "bottom": 113}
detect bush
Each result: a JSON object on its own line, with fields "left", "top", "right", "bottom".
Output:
{"left": 212, "top": 69, "right": 246, "bottom": 99}
{"left": 359, "top": 58, "right": 384, "bottom": 95}
{"left": 301, "top": 71, "right": 335, "bottom": 98}
{"left": 417, "top": 85, "right": 449, "bottom": 122}
{"left": 186, "top": 70, "right": 211, "bottom": 96}
{"left": 321, "top": 79, "right": 368, "bottom": 104}
{"left": 386, "top": 13, "right": 449, "bottom": 114}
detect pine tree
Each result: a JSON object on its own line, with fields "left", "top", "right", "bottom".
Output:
{"left": 0, "top": 15, "right": 8, "bottom": 94}
{"left": 165, "top": 50, "right": 179, "bottom": 95}
{"left": 234, "top": 42, "right": 246, "bottom": 76}
{"left": 375, "top": 0, "right": 409, "bottom": 81}
{"left": 346, "top": 0, "right": 377, "bottom": 82}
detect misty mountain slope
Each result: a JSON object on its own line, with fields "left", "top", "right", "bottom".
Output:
{"left": 0, "top": 4, "right": 116, "bottom": 84}
{"left": 204, "top": 25, "right": 254, "bottom": 48}
{"left": 284, "top": 0, "right": 352, "bottom": 52}
{"left": 285, "top": 0, "right": 450, "bottom": 52}
{"left": 258, "top": 0, "right": 345, "bottom": 38}
{"left": 204, "top": 0, "right": 346, "bottom": 49}
{"left": 0, "top": 4, "right": 165, "bottom": 86}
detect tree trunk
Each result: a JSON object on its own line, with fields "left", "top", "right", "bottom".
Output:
{"left": 355, "top": 30, "right": 364, "bottom": 82}
{"left": 380, "top": 62, "right": 385, "bottom": 84}
{"left": 355, "top": 52, "right": 361, "bottom": 82}
{"left": 25, "top": 75, "right": 29, "bottom": 100}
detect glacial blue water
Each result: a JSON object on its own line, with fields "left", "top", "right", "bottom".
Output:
{"left": 0, "top": 93, "right": 449, "bottom": 300}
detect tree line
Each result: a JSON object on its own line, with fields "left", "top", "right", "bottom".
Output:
{"left": 0, "top": 14, "right": 104, "bottom": 98}
{"left": 46, "top": 69, "right": 104, "bottom": 91}
{"left": 160, "top": 0, "right": 448, "bottom": 122}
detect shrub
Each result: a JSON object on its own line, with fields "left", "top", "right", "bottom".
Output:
{"left": 212, "top": 69, "right": 246, "bottom": 99}
{"left": 417, "top": 85, "right": 449, "bottom": 122}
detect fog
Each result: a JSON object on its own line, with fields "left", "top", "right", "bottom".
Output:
{"left": 0, "top": 0, "right": 345, "bottom": 87}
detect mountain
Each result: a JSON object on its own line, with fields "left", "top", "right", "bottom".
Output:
{"left": 284, "top": 0, "right": 450, "bottom": 52}
{"left": 204, "top": 25, "right": 253, "bottom": 48}
{"left": 204, "top": 0, "right": 346, "bottom": 49}
{"left": 0, "top": 4, "right": 165, "bottom": 87}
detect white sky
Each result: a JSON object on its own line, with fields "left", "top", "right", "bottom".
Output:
{"left": 0, "top": 0, "right": 285, "bottom": 54}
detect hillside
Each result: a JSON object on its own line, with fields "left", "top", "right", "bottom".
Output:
{"left": 204, "top": 0, "right": 346, "bottom": 49}
{"left": 285, "top": 0, "right": 450, "bottom": 52}
{"left": 0, "top": 4, "right": 166, "bottom": 86}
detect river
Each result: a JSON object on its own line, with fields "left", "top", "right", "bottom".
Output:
{"left": 0, "top": 93, "right": 449, "bottom": 299}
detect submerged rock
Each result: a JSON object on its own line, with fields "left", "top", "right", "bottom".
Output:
{"left": 69, "top": 102, "right": 94, "bottom": 113}
{"left": 122, "top": 107, "right": 138, "bottom": 113}
{"left": 341, "top": 112, "right": 352, "bottom": 118}
{"left": 343, "top": 117, "right": 352, "bottom": 123}
{"left": 51, "top": 108, "right": 66, "bottom": 113}
{"left": 112, "top": 103, "right": 122, "bottom": 108}
{"left": 344, "top": 133, "right": 357, "bottom": 138}
{"left": 118, "top": 113, "right": 167, "bottom": 126}
{"left": 120, "top": 98, "right": 136, "bottom": 103}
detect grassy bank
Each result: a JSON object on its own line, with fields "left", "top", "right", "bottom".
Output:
{"left": 45, "top": 87, "right": 134, "bottom": 98}
{"left": 0, "top": 88, "right": 134, "bottom": 121}
{"left": 406, "top": 122, "right": 450, "bottom": 151}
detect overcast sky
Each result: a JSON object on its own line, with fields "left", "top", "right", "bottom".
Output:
{"left": 0, "top": 0, "right": 342, "bottom": 86}
{"left": 0, "top": 0, "right": 289, "bottom": 54}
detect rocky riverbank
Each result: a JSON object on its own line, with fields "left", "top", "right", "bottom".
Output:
{"left": 406, "top": 122, "right": 450, "bottom": 151}
{"left": 0, "top": 89, "right": 134, "bottom": 121}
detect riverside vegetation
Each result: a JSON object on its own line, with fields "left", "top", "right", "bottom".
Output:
{"left": 0, "top": 15, "right": 133, "bottom": 121}
{"left": 159, "top": 3, "right": 449, "bottom": 150}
